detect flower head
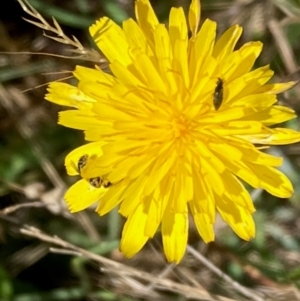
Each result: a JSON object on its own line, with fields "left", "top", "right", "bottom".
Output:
{"left": 46, "top": 0, "right": 300, "bottom": 263}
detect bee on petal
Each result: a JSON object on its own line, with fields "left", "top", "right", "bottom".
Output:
{"left": 77, "top": 154, "right": 89, "bottom": 173}
{"left": 77, "top": 155, "right": 112, "bottom": 189}
{"left": 213, "top": 78, "right": 224, "bottom": 110}
{"left": 89, "top": 177, "right": 112, "bottom": 188}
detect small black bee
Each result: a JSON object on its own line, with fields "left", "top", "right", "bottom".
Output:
{"left": 77, "top": 154, "right": 89, "bottom": 173}
{"left": 89, "top": 177, "right": 111, "bottom": 188}
{"left": 213, "top": 78, "right": 224, "bottom": 110}
{"left": 78, "top": 155, "right": 112, "bottom": 189}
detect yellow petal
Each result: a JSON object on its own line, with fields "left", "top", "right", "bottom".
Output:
{"left": 243, "top": 105, "right": 296, "bottom": 126}
{"left": 162, "top": 208, "right": 188, "bottom": 263}
{"left": 190, "top": 167, "right": 215, "bottom": 242}
{"left": 222, "top": 41, "right": 263, "bottom": 82}
{"left": 74, "top": 66, "right": 116, "bottom": 85}
{"left": 108, "top": 156, "right": 138, "bottom": 183}
{"left": 123, "top": 18, "right": 149, "bottom": 55}
{"left": 192, "top": 164, "right": 215, "bottom": 223}
{"left": 89, "top": 17, "right": 132, "bottom": 66}
{"left": 213, "top": 25, "right": 243, "bottom": 61}
{"left": 46, "top": 82, "right": 95, "bottom": 109}
{"left": 227, "top": 65, "right": 274, "bottom": 101}
{"left": 119, "top": 174, "right": 147, "bottom": 217}
{"left": 210, "top": 149, "right": 260, "bottom": 189}
{"left": 246, "top": 162, "right": 293, "bottom": 198}
{"left": 143, "top": 149, "right": 176, "bottom": 196}
{"left": 216, "top": 136, "right": 283, "bottom": 167}
{"left": 254, "top": 81, "right": 297, "bottom": 94}
{"left": 189, "top": 19, "right": 216, "bottom": 87}
{"left": 144, "top": 187, "right": 168, "bottom": 237}
{"left": 189, "top": 205, "right": 215, "bottom": 243}
{"left": 222, "top": 170, "right": 256, "bottom": 213}
{"left": 216, "top": 194, "right": 255, "bottom": 240}
{"left": 178, "top": 160, "right": 194, "bottom": 202}
{"left": 58, "top": 110, "right": 102, "bottom": 130}
{"left": 195, "top": 140, "right": 225, "bottom": 173}
{"left": 135, "top": 0, "right": 159, "bottom": 45}
{"left": 169, "top": 7, "right": 187, "bottom": 47}
{"left": 65, "top": 141, "right": 106, "bottom": 176}
{"left": 226, "top": 93, "right": 277, "bottom": 108}
{"left": 208, "top": 140, "right": 243, "bottom": 162}
{"left": 153, "top": 24, "right": 172, "bottom": 77}
{"left": 212, "top": 121, "right": 263, "bottom": 136}
{"left": 109, "top": 60, "right": 146, "bottom": 87}
{"left": 173, "top": 38, "right": 189, "bottom": 89}
{"left": 198, "top": 107, "right": 247, "bottom": 124}
{"left": 120, "top": 203, "right": 149, "bottom": 258}
{"left": 130, "top": 51, "right": 167, "bottom": 95}
{"left": 188, "top": 0, "right": 201, "bottom": 36}
{"left": 200, "top": 155, "right": 225, "bottom": 196}
{"left": 84, "top": 125, "right": 118, "bottom": 142}
{"left": 171, "top": 173, "right": 188, "bottom": 213}
{"left": 246, "top": 128, "right": 300, "bottom": 145}
{"left": 65, "top": 179, "right": 106, "bottom": 213}
{"left": 96, "top": 182, "right": 127, "bottom": 215}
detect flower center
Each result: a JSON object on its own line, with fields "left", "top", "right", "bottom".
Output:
{"left": 172, "top": 115, "right": 191, "bottom": 139}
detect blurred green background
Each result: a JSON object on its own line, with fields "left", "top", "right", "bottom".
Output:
{"left": 1, "top": 0, "right": 300, "bottom": 300}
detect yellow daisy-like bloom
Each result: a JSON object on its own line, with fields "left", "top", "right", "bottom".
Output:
{"left": 46, "top": 0, "right": 300, "bottom": 263}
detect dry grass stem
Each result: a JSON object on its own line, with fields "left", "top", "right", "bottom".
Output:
{"left": 0, "top": 202, "right": 46, "bottom": 215}
{"left": 187, "top": 246, "right": 265, "bottom": 301}
{"left": 17, "top": 0, "right": 107, "bottom": 63}
{"left": 49, "top": 247, "right": 83, "bottom": 256}
{"left": 20, "top": 225, "right": 239, "bottom": 301}
{"left": 21, "top": 74, "right": 74, "bottom": 93}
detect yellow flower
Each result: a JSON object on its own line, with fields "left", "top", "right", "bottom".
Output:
{"left": 46, "top": 0, "right": 300, "bottom": 263}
